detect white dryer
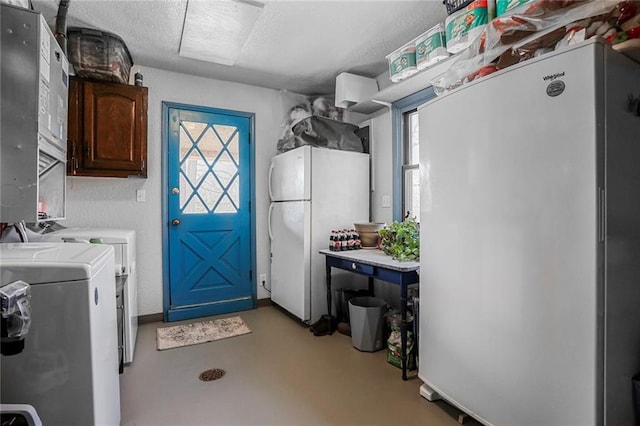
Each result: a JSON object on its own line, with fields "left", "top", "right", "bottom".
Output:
{"left": 0, "top": 243, "right": 121, "bottom": 426}
{"left": 41, "top": 228, "right": 138, "bottom": 365}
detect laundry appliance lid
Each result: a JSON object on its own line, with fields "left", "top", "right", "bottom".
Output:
{"left": 0, "top": 243, "right": 114, "bottom": 285}
{"left": 42, "top": 227, "right": 135, "bottom": 245}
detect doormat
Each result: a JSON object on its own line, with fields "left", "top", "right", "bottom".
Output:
{"left": 156, "top": 316, "right": 251, "bottom": 351}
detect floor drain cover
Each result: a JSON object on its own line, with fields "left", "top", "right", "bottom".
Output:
{"left": 199, "top": 368, "right": 225, "bottom": 382}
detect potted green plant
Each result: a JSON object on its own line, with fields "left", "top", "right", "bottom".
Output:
{"left": 378, "top": 218, "right": 420, "bottom": 261}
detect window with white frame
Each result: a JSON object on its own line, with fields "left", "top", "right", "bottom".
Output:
{"left": 392, "top": 87, "right": 436, "bottom": 223}
{"left": 403, "top": 109, "right": 420, "bottom": 221}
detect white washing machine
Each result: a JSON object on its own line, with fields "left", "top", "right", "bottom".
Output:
{"left": 0, "top": 243, "right": 121, "bottom": 426}
{"left": 42, "top": 228, "right": 138, "bottom": 365}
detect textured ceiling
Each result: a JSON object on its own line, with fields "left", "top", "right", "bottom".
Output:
{"left": 31, "top": 0, "right": 448, "bottom": 96}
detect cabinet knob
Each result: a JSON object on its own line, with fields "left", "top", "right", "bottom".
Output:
{"left": 171, "top": 187, "right": 179, "bottom": 194}
{"left": 172, "top": 219, "right": 180, "bottom": 226}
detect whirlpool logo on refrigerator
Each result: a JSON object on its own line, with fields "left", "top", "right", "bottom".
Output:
{"left": 544, "top": 72, "right": 566, "bottom": 97}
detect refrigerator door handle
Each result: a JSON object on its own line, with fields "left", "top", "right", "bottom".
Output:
{"left": 598, "top": 187, "right": 606, "bottom": 242}
{"left": 268, "top": 203, "right": 274, "bottom": 241}
{"left": 268, "top": 162, "right": 275, "bottom": 201}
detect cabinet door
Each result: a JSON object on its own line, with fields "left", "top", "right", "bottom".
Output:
{"left": 82, "top": 80, "right": 148, "bottom": 177}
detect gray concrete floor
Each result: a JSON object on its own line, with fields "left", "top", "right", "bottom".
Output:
{"left": 120, "top": 305, "right": 477, "bottom": 426}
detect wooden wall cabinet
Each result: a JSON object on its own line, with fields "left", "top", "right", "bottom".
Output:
{"left": 68, "top": 78, "right": 148, "bottom": 177}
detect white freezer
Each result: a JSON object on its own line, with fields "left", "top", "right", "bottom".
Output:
{"left": 269, "top": 145, "right": 370, "bottom": 323}
{"left": 418, "top": 39, "right": 640, "bottom": 426}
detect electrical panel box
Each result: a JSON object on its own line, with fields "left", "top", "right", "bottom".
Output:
{"left": 1, "top": 4, "right": 69, "bottom": 222}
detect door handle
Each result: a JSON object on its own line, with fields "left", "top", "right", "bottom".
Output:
{"left": 268, "top": 204, "right": 274, "bottom": 241}
{"left": 268, "top": 163, "right": 274, "bottom": 201}
{"left": 171, "top": 187, "right": 179, "bottom": 194}
{"left": 598, "top": 187, "right": 605, "bottom": 242}
{"left": 172, "top": 219, "right": 180, "bottom": 226}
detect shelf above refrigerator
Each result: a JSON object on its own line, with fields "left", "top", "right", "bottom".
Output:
{"left": 347, "top": 56, "right": 455, "bottom": 115}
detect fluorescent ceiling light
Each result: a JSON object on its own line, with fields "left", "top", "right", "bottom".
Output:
{"left": 179, "top": 0, "right": 264, "bottom": 66}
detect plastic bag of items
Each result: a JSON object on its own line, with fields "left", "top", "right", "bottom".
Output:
{"left": 385, "top": 311, "right": 416, "bottom": 370}
{"left": 431, "top": 0, "right": 623, "bottom": 95}
{"left": 311, "top": 96, "right": 342, "bottom": 121}
{"left": 277, "top": 102, "right": 311, "bottom": 152}
{"left": 278, "top": 96, "right": 342, "bottom": 142}
{"left": 590, "top": 0, "right": 640, "bottom": 46}
{"left": 277, "top": 97, "right": 360, "bottom": 153}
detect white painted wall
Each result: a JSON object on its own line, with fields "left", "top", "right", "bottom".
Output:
{"left": 63, "top": 66, "right": 305, "bottom": 316}
{"left": 368, "top": 110, "right": 394, "bottom": 225}
{"left": 359, "top": 109, "right": 404, "bottom": 309}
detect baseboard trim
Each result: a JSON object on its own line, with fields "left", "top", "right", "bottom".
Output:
{"left": 140, "top": 299, "right": 271, "bottom": 323}
{"left": 138, "top": 313, "right": 163, "bottom": 324}
{"left": 166, "top": 299, "right": 254, "bottom": 322}
{"left": 257, "top": 298, "right": 272, "bottom": 308}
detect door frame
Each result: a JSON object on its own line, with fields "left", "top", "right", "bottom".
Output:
{"left": 161, "top": 102, "right": 256, "bottom": 321}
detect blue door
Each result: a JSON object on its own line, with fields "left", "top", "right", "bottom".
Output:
{"left": 164, "top": 104, "right": 255, "bottom": 321}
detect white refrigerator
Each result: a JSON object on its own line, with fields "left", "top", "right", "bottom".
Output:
{"left": 418, "top": 39, "right": 640, "bottom": 426}
{"left": 269, "top": 145, "right": 370, "bottom": 324}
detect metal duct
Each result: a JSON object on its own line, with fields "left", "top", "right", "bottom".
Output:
{"left": 54, "top": 0, "right": 70, "bottom": 53}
